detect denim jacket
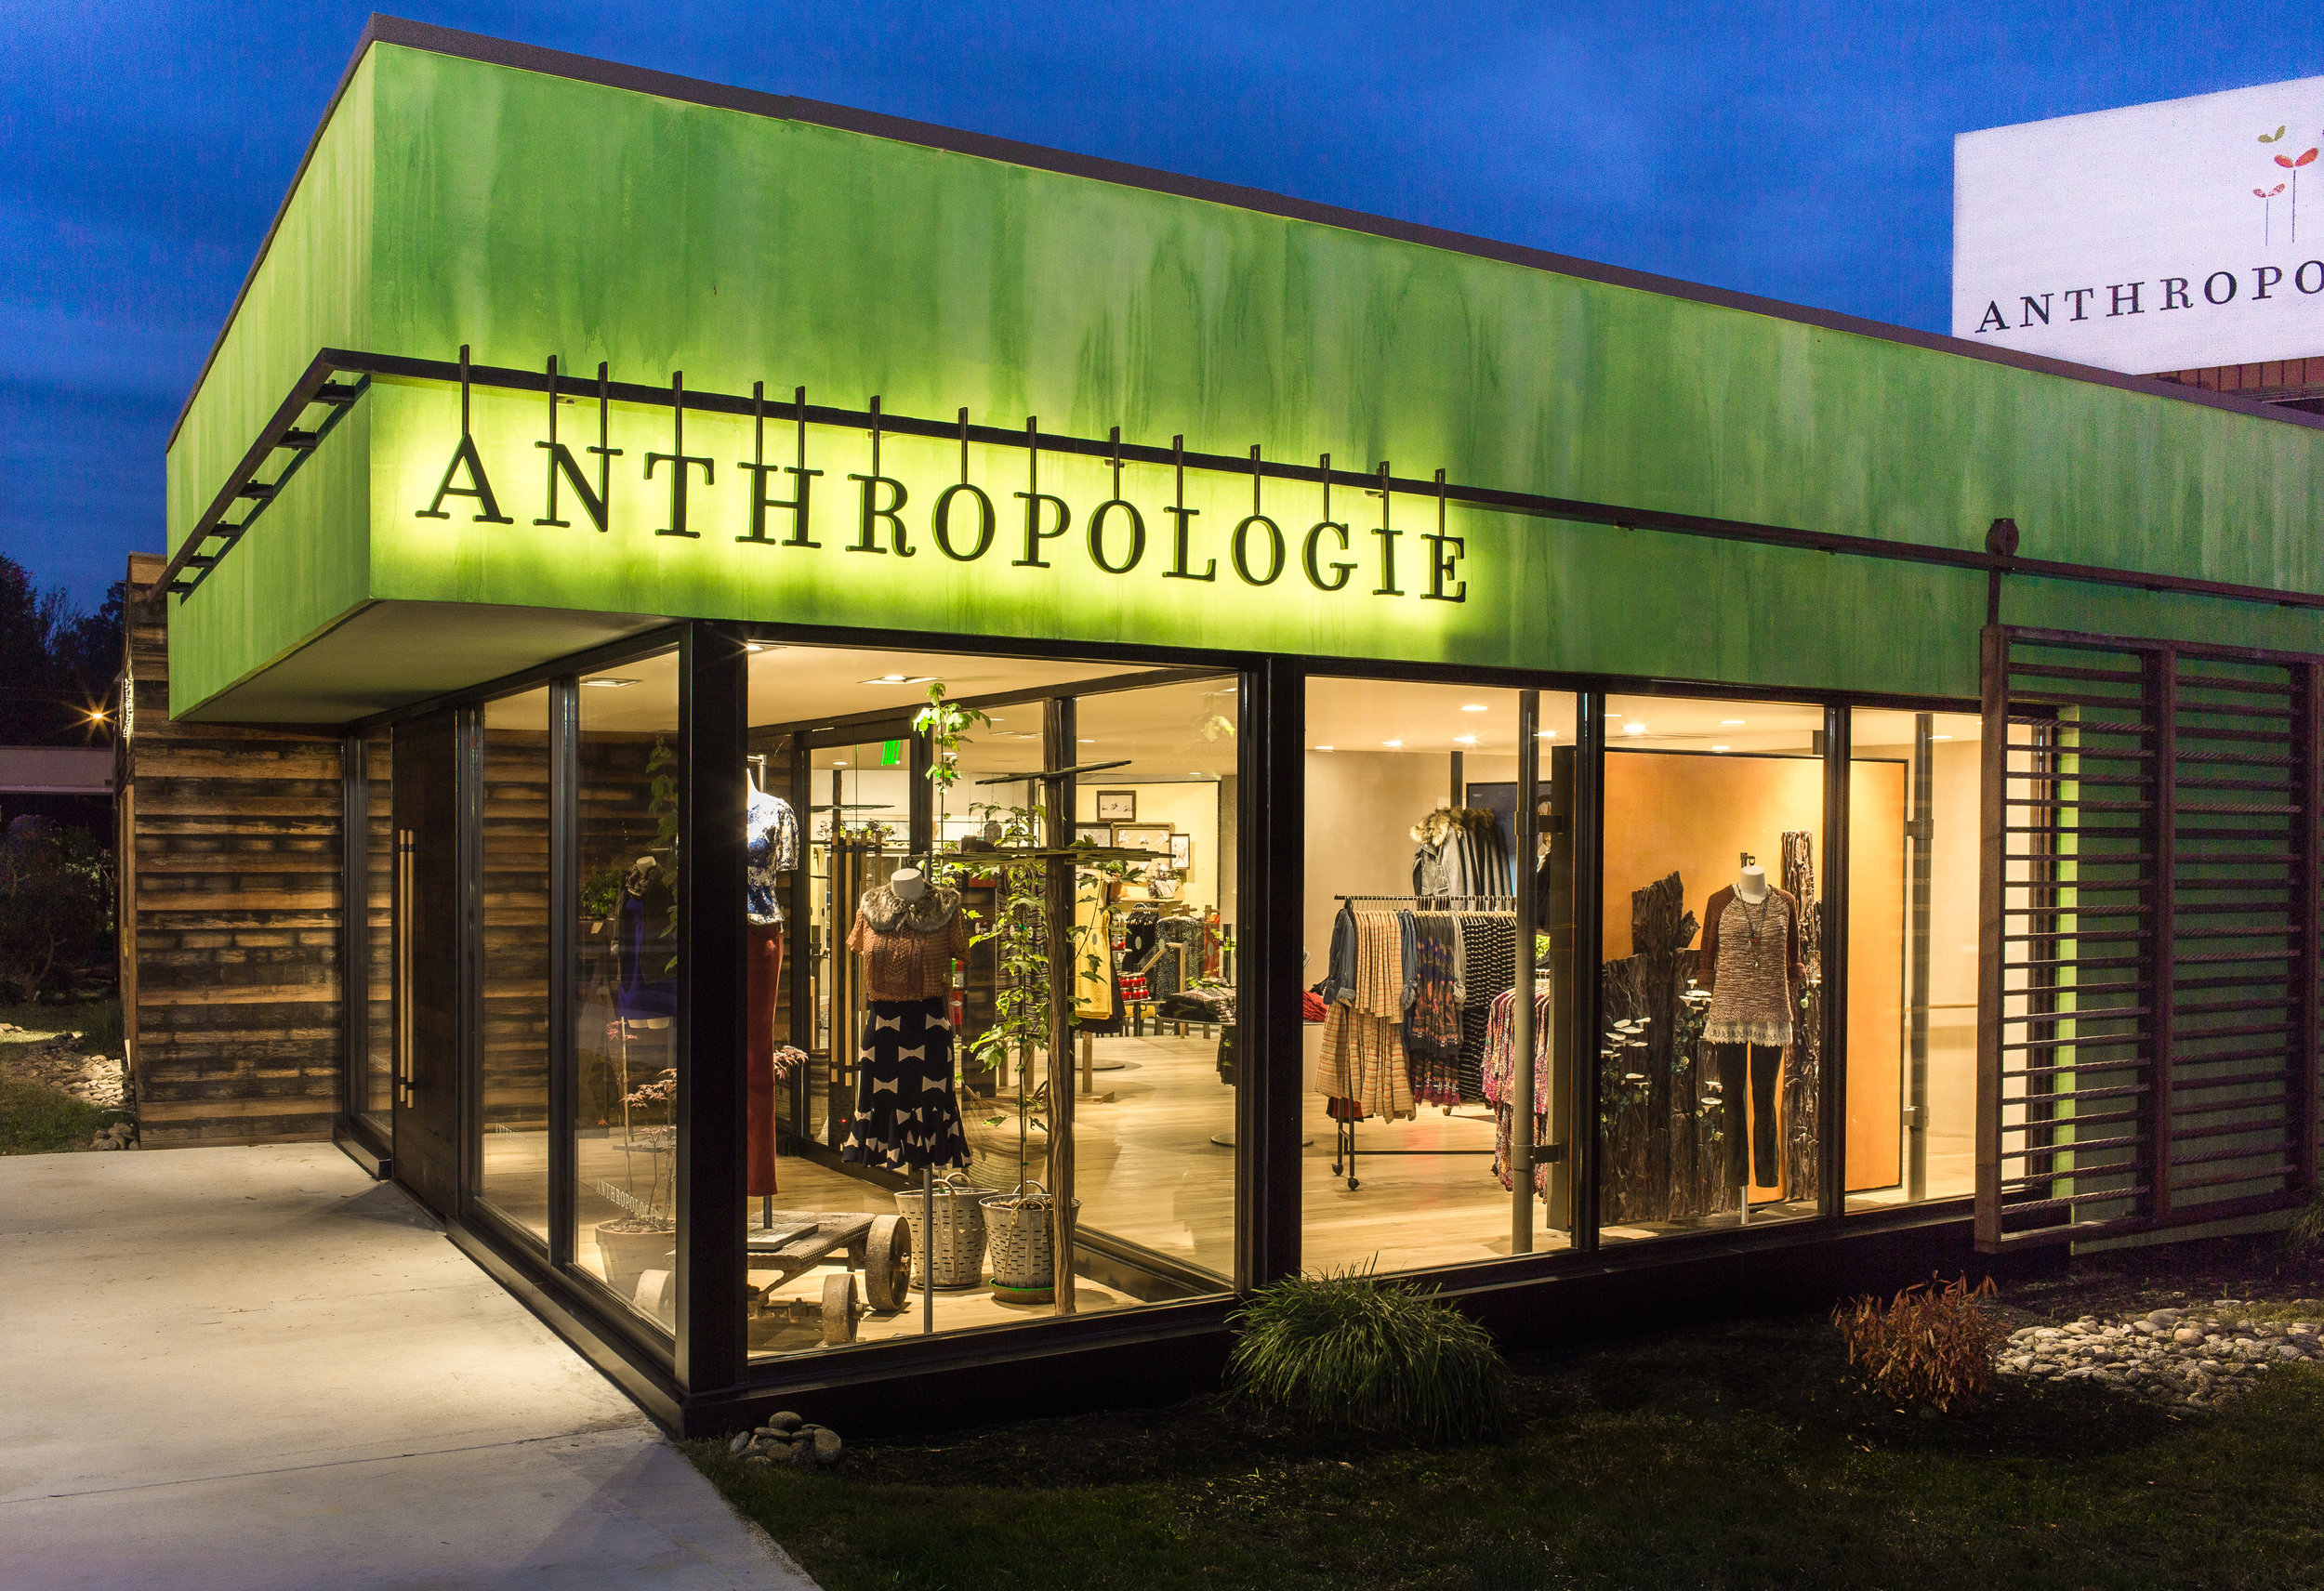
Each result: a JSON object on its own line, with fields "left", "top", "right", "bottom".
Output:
{"left": 1318, "top": 904, "right": 1360, "bottom": 1005}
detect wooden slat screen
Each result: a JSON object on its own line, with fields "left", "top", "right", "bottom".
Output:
{"left": 1978, "top": 625, "right": 2321, "bottom": 1249}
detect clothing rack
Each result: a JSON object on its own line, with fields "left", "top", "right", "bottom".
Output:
{"left": 1336, "top": 893, "right": 1515, "bottom": 904}
{"left": 1326, "top": 896, "right": 1517, "bottom": 1188}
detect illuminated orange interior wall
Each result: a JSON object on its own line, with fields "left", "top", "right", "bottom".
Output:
{"left": 1847, "top": 760, "right": 1907, "bottom": 1192}
{"left": 1601, "top": 750, "right": 1907, "bottom": 1195}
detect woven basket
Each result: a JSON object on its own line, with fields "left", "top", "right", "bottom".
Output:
{"left": 981, "top": 1181, "right": 1079, "bottom": 1290}
{"left": 897, "top": 1171, "right": 987, "bottom": 1290}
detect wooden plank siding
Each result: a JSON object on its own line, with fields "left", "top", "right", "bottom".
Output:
{"left": 119, "top": 553, "right": 347, "bottom": 1146}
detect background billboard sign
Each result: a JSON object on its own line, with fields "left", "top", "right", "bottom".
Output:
{"left": 1954, "top": 75, "right": 2324, "bottom": 374}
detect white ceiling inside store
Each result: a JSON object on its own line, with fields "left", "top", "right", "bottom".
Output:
{"left": 527, "top": 647, "right": 1979, "bottom": 769}
{"left": 1304, "top": 680, "right": 1980, "bottom": 761}
{"left": 817, "top": 675, "right": 1240, "bottom": 782}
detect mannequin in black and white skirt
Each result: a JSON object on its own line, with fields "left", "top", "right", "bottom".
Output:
{"left": 841, "top": 867, "right": 972, "bottom": 1170}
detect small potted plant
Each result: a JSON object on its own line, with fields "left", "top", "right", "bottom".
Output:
{"left": 595, "top": 1067, "right": 677, "bottom": 1308}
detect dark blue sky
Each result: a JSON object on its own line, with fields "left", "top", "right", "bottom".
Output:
{"left": 4, "top": 2, "right": 2315, "bottom": 608}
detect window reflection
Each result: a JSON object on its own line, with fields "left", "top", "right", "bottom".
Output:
{"left": 360, "top": 727, "right": 394, "bottom": 1133}
{"left": 570, "top": 650, "right": 683, "bottom": 1335}
{"left": 477, "top": 684, "right": 553, "bottom": 1246}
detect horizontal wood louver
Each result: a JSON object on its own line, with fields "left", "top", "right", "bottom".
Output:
{"left": 1978, "top": 625, "right": 2321, "bottom": 1250}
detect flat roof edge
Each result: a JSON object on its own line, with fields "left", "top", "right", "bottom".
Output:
{"left": 166, "top": 11, "right": 2324, "bottom": 453}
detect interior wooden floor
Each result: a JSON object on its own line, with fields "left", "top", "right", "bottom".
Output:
{"left": 466, "top": 1036, "right": 1977, "bottom": 1361}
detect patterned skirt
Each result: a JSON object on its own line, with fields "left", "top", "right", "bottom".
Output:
{"left": 841, "top": 996, "right": 971, "bottom": 1171}
{"left": 1404, "top": 916, "right": 1463, "bottom": 1106}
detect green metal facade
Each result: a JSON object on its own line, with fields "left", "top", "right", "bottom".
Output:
{"left": 165, "top": 39, "right": 2324, "bottom": 717}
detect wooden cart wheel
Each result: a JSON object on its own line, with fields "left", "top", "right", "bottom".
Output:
{"left": 821, "top": 1272, "right": 860, "bottom": 1345}
{"left": 863, "top": 1216, "right": 911, "bottom": 1313}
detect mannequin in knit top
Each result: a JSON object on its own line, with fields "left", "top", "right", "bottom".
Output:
{"left": 1698, "top": 857, "right": 1802, "bottom": 1190}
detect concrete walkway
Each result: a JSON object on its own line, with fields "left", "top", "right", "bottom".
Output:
{"left": 0, "top": 1144, "right": 818, "bottom": 1590}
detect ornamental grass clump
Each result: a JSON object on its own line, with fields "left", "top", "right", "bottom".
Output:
{"left": 1833, "top": 1273, "right": 2006, "bottom": 1413}
{"left": 2288, "top": 1190, "right": 2324, "bottom": 1257}
{"left": 1227, "top": 1267, "right": 1509, "bottom": 1444}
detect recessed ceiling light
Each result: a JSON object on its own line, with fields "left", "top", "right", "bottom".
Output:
{"left": 1711, "top": 744, "right": 1730, "bottom": 753}
{"left": 1607, "top": 713, "right": 1623, "bottom": 719}
{"left": 744, "top": 643, "right": 766, "bottom": 652}
{"left": 580, "top": 677, "right": 639, "bottom": 688}
{"left": 1314, "top": 745, "right": 1335, "bottom": 752}
{"left": 1077, "top": 738, "right": 1095, "bottom": 743}
{"left": 1930, "top": 734, "right": 1954, "bottom": 741}
{"left": 1539, "top": 730, "right": 1556, "bottom": 738}
{"left": 861, "top": 673, "right": 935, "bottom": 685}
{"left": 1624, "top": 724, "right": 1645, "bottom": 734}
{"left": 1188, "top": 770, "right": 1205, "bottom": 777}
{"left": 831, "top": 760, "right": 848, "bottom": 767}
{"left": 1381, "top": 740, "right": 1403, "bottom": 747}
{"left": 1460, "top": 703, "right": 1487, "bottom": 712}
{"left": 1721, "top": 718, "right": 1745, "bottom": 726}
{"left": 1453, "top": 735, "right": 1478, "bottom": 744}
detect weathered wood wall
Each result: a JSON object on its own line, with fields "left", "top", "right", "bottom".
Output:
{"left": 120, "top": 552, "right": 346, "bottom": 1145}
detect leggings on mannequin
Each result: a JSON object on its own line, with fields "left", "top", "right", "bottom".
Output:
{"left": 746, "top": 924, "right": 785, "bottom": 1197}
{"left": 1711, "top": 1042, "right": 1783, "bottom": 1189}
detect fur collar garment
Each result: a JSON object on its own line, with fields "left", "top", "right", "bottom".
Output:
{"left": 859, "top": 882, "right": 963, "bottom": 934}
{"left": 1410, "top": 807, "right": 1500, "bottom": 846}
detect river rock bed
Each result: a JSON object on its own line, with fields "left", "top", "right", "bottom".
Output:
{"left": 0, "top": 1028, "right": 129, "bottom": 1116}
{"left": 1998, "top": 1298, "right": 2322, "bottom": 1408}
{"left": 729, "top": 1411, "right": 842, "bottom": 1467}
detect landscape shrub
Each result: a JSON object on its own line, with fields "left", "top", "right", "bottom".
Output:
{"left": 0, "top": 818, "right": 113, "bottom": 1003}
{"left": 1226, "top": 1266, "right": 1509, "bottom": 1443}
{"left": 1833, "top": 1273, "right": 2006, "bottom": 1413}
{"left": 2290, "top": 1191, "right": 2324, "bottom": 1257}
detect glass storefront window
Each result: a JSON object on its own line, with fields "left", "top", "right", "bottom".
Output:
{"left": 1060, "top": 677, "right": 1238, "bottom": 1286}
{"left": 359, "top": 726, "right": 394, "bottom": 1134}
{"left": 741, "top": 645, "right": 1235, "bottom": 1361}
{"left": 1847, "top": 708, "right": 1981, "bottom": 1207}
{"left": 1598, "top": 694, "right": 1825, "bottom": 1241}
{"left": 1300, "top": 676, "right": 1573, "bottom": 1273}
{"left": 477, "top": 685, "right": 554, "bottom": 1246}
{"left": 570, "top": 648, "right": 683, "bottom": 1334}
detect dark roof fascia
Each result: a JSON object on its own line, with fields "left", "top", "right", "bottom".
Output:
{"left": 166, "top": 11, "right": 2324, "bottom": 452}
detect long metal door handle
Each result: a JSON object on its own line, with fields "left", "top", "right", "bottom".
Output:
{"left": 396, "top": 830, "right": 415, "bottom": 1106}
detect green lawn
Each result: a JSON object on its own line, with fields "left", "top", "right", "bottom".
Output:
{"left": 0, "top": 1075, "right": 114, "bottom": 1154}
{"left": 692, "top": 1308, "right": 2324, "bottom": 1591}
{"left": 0, "top": 998, "right": 123, "bottom": 1053}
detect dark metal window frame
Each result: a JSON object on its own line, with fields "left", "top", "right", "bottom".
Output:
{"left": 338, "top": 614, "right": 2010, "bottom": 1411}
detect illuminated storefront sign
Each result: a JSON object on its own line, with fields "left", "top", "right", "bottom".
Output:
{"left": 411, "top": 356, "right": 1469, "bottom": 605}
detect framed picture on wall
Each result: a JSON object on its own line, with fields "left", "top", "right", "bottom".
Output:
{"left": 1169, "top": 832, "right": 1193, "bottom": 870}
{"left": 1115, "top": 823, "right": 1172, "bottom": 857}
{"left": 1075, "top": 822, "right": 1116, "bottom": 848}
{"left": 1095, "top": 790, "right": 1138, "bottom": 822}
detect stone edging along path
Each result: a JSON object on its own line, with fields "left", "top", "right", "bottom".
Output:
{"left": 2000, "top": 1298, "right": 2322, "bottom": 1408}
